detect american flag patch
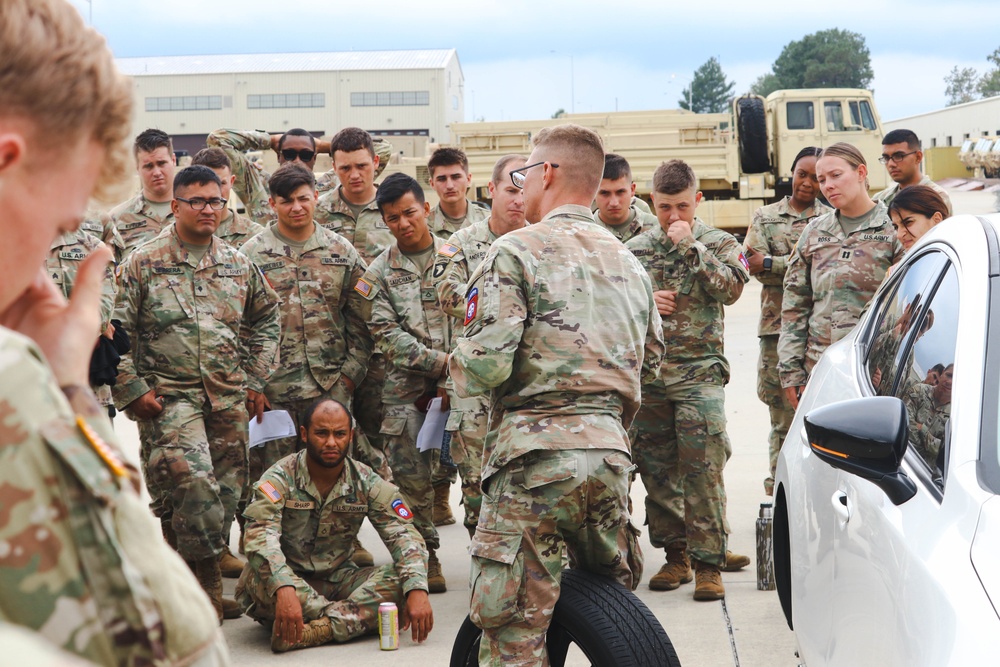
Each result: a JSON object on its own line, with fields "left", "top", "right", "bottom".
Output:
{"left": 738, "top": 252, "right": 750, "bottom": 271}
{"left": 354, "top": 278, "right": 373, "bottom": 297}
{"left": 259, "top": 480, "right": 282, "bottom": 503}
{"left": 439, "top": 243, "right": 460, "bottom": 258}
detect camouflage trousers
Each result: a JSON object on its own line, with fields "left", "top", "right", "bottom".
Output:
{"left": 236, "top": 563, "right": 404, "bottom": 643}
{"left": 354, "top": 354, "right": 387, "bottom": 474}
{"left": 632, "top": 370, "right": 732, "bottom": 567}
{"left": 381, "top": 403, "right": 439, "bottom": 551}
{"left": 758, "top": 335, "right": 795, "bottom": 494}
{"left": 137, "top": 396, "right": 248, "bottom": 561}
{"left": 446, "top": 393, "right": 488, "bottom": 530}
{"left": 472, "top": 448, "right": 642, "bottom": 667}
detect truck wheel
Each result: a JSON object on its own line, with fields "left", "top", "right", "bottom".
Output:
{"left": 449, "top": 569, "right": 682, "bottom": 667}
{"left": 737, "top": 96, "right": 770, "bottom": 174}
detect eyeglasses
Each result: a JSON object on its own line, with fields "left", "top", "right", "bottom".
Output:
{"left": 878, "top": 150, "right": 918, "bottom": 164}
{"left": 176, "top": 197, "right": 227, "bottom": 211}
{"left": 510, "top": 161, "right": 559, "bottom": 188}
{"left": 281, "top": 148, "right": 316, "bottom": 162}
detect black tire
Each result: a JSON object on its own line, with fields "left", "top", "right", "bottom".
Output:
{"left": 737, "top": 96, "right": 771, "bottom": 174}
{"left": 450, "top": 569, "right": 681, "bottom": 667}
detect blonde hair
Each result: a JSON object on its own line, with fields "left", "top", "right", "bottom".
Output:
{"left": 818, "top": 142, "right": 869, "bottom": 190}
{"left": 0, "top": 0, "right": 133, "bottom": 201}
{"left": 532, "top": 124, "right": 605, "bottom": 197}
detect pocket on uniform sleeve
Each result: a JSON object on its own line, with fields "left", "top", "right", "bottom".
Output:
{"left": 469, "top": 528, "right": 525, "bottom": 629}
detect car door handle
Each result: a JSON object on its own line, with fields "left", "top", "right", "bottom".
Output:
{"left": 832, "top": 491, "right": 851, "bottom": 523}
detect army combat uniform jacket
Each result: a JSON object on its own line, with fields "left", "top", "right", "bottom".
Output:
{"left": 433, "top": 218, "right": 497, "bottom": 320}
{"left": 594, "top": 205, "right": 657, "bottom": 244}
{"left": 451, "top": 204, "right": 665, "bottom": 481}
{"left": 47, "top": 230, "right": 117, "bottom": 331}
{"left": 216, "top": 208, "right": 265, "bottom": 248}
{"left": 80, "top": 211, "right": 126, "bottom": 264}
{"left": 240, "top": 224, "right": 372, "bottom": 402}
{"left": 315, "top": 186, "right": 394, "bottom": 266}
{"left": 626, "top": 219, "right": 749, "bottom": 387}
{"left": 108, "top": 191, "right": 174, "bottom": 260}
{"left": 243, "top": 452, "right": 428, "bottom": 596}
{"left": 113, "top": 225, "right": 281, "bottom": 411}
{"left": 873, "top": 174, "right": 953, "bottom": 216}
{"left": 427, "top": 200, "right": 490, "bottom": 240}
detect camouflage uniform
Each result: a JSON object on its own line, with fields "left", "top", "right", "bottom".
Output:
{"left": 451, "top": 205, "right": 664, "bottom": 667}
{"left": 108, "top": 192, "right": 174, "bottom": 260}
{"left": 744, "top": 197, "right": 830, "bottom": 493}
{"left": 46, "top": 231, "right": 118, "bottom": 409}
{"left": 902, "top": 382, "right": 950, "bottom": 469}
{"left": 356, "top": 237, "right": 453, "bottom": 553}
{"left": 777, "top": 204, "right": 905, "bottom": 388}
{"left": 426, "top": 200, "right": 490, "bottom": 240}
{"left": 432, "top": 219, "right": 499, "bottom": 529}
{"left": 207, "top": 128, "right": 394, "bottom": 224}
{"left": 0, "top": 328, "right": 229, "bottom": 665}
{"left": 873, "top": 174, "right": 953, "bottom": 216}
{"left": 625, "top": 219, "right": 748, "bottom": 567}
{"left": 632, "top": 195, "right": 652, "bottom": 215}
{"left": 593, "top": 204, "right": 657, "bottom": 244}
{"left": 113, "top": 225, "right": 281, "bottom": 561}
{"left": 216, "top": 208, "right": 265, "bottom": 248}
{"left": 236, "top": 452, "right": 427, "bottom": 641}
{"left": 239, "top": 224, "right": 386, "bottom": 480}
{"left": 80, "top": 211, "right": 126, "bottom": 264}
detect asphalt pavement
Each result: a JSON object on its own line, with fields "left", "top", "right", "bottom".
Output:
{"left": 109, "top": 187, "right": 995, "bottom": 667}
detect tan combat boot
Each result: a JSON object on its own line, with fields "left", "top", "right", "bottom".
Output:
{"left": 427, "top": 549, "right": 447, "bottom": 593}
{"left": 219, "top": 550, "right": 245, "bottom": 578}
{"left": 693, "top": 560, "right": 726, "bottom": 601}
{"left": 432, "top": 482, "right": 456, "bottom": 526}
{"left": 722, "top": 550, "right": 751, "bottom": 572}
{"left": 351, "top": 538, "right": 375, "bottom": 567}
{"left": 194, "top": 556, "right": 224, "bottom": 622}
{"left": 222, "top": 597, "right": 243, "bottom": 620}
{"left": 648, "top": 548, "right": 693, "bottom": 591}
{"left": 271, "top": 617, "right": 335, "bottom": 653}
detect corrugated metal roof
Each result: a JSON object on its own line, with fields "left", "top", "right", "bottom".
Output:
{"left": 116, "top": 49, "right": 457, "bottom": 77}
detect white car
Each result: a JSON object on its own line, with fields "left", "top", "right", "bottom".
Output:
{"left": 773, "top": 213, "right": 1000, "bottom": 666}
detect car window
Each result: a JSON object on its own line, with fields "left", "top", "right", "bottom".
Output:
{"left": 787, "top": 102, "right": 815, "bottom": 130}
{"left": 865, "top": 251, "right": 950, "bottom": 396}
{"left": 859, "top": 101, "right": 877, "bottom": 130}
{"left": 824, "top": 102, "right": 845, "bottom": 132}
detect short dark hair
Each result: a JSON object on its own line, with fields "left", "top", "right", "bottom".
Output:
{"left": 882, "top": 129, "right": 920, "bottom": 150}
{"left": 134, "top": 128, "right": 172, "bottom": 157}
{"left": 269, "top": 163, "right": 316, "bottom": 199}
{"left": 301, "top": 397, "right": 353, "bottom": 432}
{"left": 602, "top": 153, "right": 632, "bottom": 181}
{"left": 652, "top": 159, "right": 697, "bottom": 195}
{"left": 790, "top": 146, "right": 822, "bottom": 173}
{"left": 376, "top": 172, "right": 425, "bottom": 212}
{"left": 277, "top": 128, "right": 316, "bottom": 152}
{"left": 330, "top": 127, "right": 374, "bottom": 158}
{"left": 191, "top": 147, "right": 231, "bottom": 171}
{"left": 930, "top": 363, "right": 945, "bottom": 374}
{"left": 888, "top": 184, "right": 950, "bottom": 221}
{"left": 428, "top": 147, "right": 469, "bottom": 175}
{"left": 173, "top": 164, "right": 222, "bottom": 195}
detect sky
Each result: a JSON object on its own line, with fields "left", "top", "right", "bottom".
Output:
{"left": 69, "top": 0, "right": 997, "bottom": 124}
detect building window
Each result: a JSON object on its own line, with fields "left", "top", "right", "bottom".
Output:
{"left": 931, "top": 138, "right": 937, "bottom": 148}
{"left": 247, "top": 93, "right": 325, "bottom": 109}
{"left": 145, "top": 96, "right": 222, "bottom": 112}
{"left": 350, "top": 91, "right": 431, "bottom": 107}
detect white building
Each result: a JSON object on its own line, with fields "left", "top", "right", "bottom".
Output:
{"left": 116, "top": 49, "right": 464, "bottom": 155}
{"left": 885, "top": 95, "right": 1000, "bottom": 148}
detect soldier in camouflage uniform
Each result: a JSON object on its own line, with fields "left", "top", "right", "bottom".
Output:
{"left": 903, "top": 363, "right": 952, "bottom": 469}
{"left": 778, "top": 143, "right": 905, "bottom": 403}
{"left": 426, "top": 146, "right": 491, "bottom": 240}
{"left": 433, "top": 154, "right": 527, "bottom": 536}
{"left": 208, "top": 127, "right": 393, "bottom": 223}
{"left": 451, "top": 125, "right": 664, "bottom": 667}
{"left": 0, "top": 2, "right": 230, "bottom": 661}
{"left": 237, "top": 398, "right": 432, "bottom": 652}
{"left": 113, "top": 166, "right": 281, "bottom": 619}
{"left": 109, "top": 129, "right": 177, "bottom": 259}
{"left": 744, "top": 147, "right": 830, "bottom": 495}
{"left": 593, "top": 153, "right": 657, "bottom": 243}
{"left": 626, "top": 160, "right": 749, "bottom": 601}
{"left": 355, "top": 173, "right": 453, "bottom": 593}
{"left": 192, "top": 147, "right": 266, "bottom": 246}
{"left": 873, "top": 129, "right": 953, "bottom": 215}
{"left": 80, "top": 210, "right": 126, "bottom": 264}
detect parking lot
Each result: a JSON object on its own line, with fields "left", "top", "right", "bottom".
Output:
{"left": 109, "top": 187, "right": 994, "bottom": 666}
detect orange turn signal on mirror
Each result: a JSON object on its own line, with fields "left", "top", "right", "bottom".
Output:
{"left": 810, "top": 443, "right": 849, "bottom": 459}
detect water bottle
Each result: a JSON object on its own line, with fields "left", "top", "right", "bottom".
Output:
{"left": 756, "top": 502, "right": 775, "bottom": 591}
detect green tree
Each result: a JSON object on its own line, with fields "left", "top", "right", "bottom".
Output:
{"left": 749, "top": 72, "right": 781, "bottom": 97}
{"left": 551, "top": 108, "right": 566, "bottom": 119}
{"left": 768, "top": 29, "right": 874, "bottom": 90}
{"left": 978, "top": 47, "right": 1000, "bottom": 98}
{"left": 945, "top": 66, "right": 980, "bottom": 105}
{"left": 679, "top": 57, "right": 735, "bottom": 114}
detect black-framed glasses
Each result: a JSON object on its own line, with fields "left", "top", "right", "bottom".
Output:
{"left": 510, "top": 161, "right": 559, "bottom": 188}
{"left": 878, "top": 150, "right": 918, "bottom": 164}
{"left": 175, "top": 196, "right": 227, "bottom": 211}
{"left": 281, "top": 148, "right": 316, "bottom": 162}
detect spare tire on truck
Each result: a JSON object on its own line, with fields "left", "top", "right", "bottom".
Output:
{"left": 737, "top": 95, "right": 770, "bottom": 174}
{"left": 450, "top": 568, "right": 681, "bottom": 667}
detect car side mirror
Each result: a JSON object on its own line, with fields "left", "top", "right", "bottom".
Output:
{"left": 804, "top": 396, "right": 917, "bottom": 505}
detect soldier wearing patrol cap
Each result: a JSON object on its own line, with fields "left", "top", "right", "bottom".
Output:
{"left": 113, "top": 165, "right": 282, "bottom": 621}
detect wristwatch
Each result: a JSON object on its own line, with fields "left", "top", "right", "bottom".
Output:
{"left": 762, "top": 256, "right": 773, "bottom": 270}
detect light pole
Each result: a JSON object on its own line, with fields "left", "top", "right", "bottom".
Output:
{"left": 670, "top": 73, "right": 692, "bottom": 111}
